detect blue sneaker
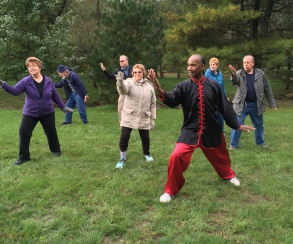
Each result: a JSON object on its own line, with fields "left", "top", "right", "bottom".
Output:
{"left": 145, "top": 155, "right": 154, "bottom": 162}
{"left": 116, "top": 159, "right": 126, "bottom": 169}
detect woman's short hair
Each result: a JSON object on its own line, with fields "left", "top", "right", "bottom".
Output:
{"left": 132, "top": 64, "right": 147, "bottom": 78}
{"left": 26, "top": 57, "right": 43, "bottom": 69}
{"left": 209, "top": 57, "right": 219, "bottom": 65}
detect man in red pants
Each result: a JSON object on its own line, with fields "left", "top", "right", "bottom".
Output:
{"left": 148, "top": 54, "right": 255, "bottom": 203}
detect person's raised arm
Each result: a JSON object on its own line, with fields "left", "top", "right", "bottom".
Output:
{"left": 148, "top": 69, "right": 163, "bottom": 96}
{"left": 228, "top": 65, "right": 237, "bottom": 77}
{"left": 0, "top": 79, "right": 6, "bottom": 87}
{"left": 100, "top": 63, "right": 106, "bottom": 71}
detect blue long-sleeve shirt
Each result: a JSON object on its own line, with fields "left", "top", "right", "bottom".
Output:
{"left": 204, "top": 68, "right": 226, "bottom": 95}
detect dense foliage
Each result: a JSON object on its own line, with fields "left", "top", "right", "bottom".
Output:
{"left": 0, "top": 0, "right": 76, "bottom": 80}
{"left": 0, "top": 0, "right": 292, "bottom": 95}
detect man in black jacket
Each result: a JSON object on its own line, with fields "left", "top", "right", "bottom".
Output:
{"left": 148, "top": 54, "right": 255, "bottom": 203}
{"left": 100, "top": 55, "right": 133, "bottom": 123}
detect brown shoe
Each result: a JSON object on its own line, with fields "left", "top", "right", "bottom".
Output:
{"left": 258, "top": 144, "right": 269, "bottom": 148}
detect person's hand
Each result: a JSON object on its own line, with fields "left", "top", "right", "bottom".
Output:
{"left": 150, "top": 120, "right": 155, "bottom": 130}
{"left": 0, "top": 79, "right": 6, "bottom": 87}
{"left": 100, "top": 63, "right": 106, "bottom": 71}
{"left": 62, "top": 107, "right": 74, "bottom": 114}
{"left": 116, "top": 71, "right": 124, "bottom": 81}
{"left": 148, "top": 68, "right": 156, "bottom": 78}
{"left": 84, "top": 95, "right": 89, "bottom": 102}
{"left": 147, "top": 69, "right": 160, "bottom": 90}
{"left": 238, "top": 125, "right": 255, "bottom": 133}
{"left": 228, "top": 65, "right": 237, "bottom": 76}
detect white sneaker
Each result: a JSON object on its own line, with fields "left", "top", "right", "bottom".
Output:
{"left": 145, "top": 155, "right": 154, "bottom": 162}
{"left": 230, "top": 177, "right": 240, "bottom": 186}
{"left": 159, "top": 193, "right": 172, "bottom": 203}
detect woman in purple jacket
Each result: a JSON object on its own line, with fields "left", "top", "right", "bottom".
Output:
{"left": 0, "top": 57, "right": 73, "bottom": 165}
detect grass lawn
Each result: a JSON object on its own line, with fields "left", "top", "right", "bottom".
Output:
{"left": 0, "top": 76, "right": 292, "bottom": 243}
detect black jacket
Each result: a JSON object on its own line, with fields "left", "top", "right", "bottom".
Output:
{"left": 103, "top": 65, "right": 133, "bottom": 80}
{"left": 55, "top": 70, "right": 87, "bottom": 100}
{"left": 160, "top": 77, "right": 240, "bottom": 147}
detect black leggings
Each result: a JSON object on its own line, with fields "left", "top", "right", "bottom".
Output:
{"left": 18, "top": 112, "right": 60, "bottom": 160}
{"left": 119, "top": 127, "right": 150, "bottom": 155}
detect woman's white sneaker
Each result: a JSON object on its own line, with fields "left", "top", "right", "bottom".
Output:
{"left": 230, "top": 177, "right": 240, "bottom": 186}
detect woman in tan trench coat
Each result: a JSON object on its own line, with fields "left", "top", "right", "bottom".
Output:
{"left": 115, "top": 64, "right": 156, "bottom": 169}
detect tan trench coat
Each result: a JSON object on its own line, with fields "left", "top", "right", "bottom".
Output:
{"left": 116, "top": 78, "right": 156, "bottom": 130}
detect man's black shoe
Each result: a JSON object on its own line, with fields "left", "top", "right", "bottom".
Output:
{"left": 14, "top": 159, "right": 30, "bottom": 165}
{"left": 61, "top": 122, "right": 70, "bottom": 125}
{"left": 52, "top": 152, "right": 61, "bottom": 157}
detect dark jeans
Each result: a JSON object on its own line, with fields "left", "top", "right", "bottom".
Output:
{"left": 119, "top": 127, "right": 150, "bottom": 155}
{"left": 18, "top": 112, "right": 61, "bottom": 160}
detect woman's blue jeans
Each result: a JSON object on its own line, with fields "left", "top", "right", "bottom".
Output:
{"left": 230, "top": 102, "right": 265, "bottom": 148}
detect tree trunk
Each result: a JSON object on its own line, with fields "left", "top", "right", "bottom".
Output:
{"left": 177, "top": 69, "right": 181, "bottom": 79}
{"left": 159, "top": 65, "right": 164, "bottom": 78}
{"left": 285, "top": 52, "right": 292, "bottom": 90}
{"left": 259, "top": 0, "right": 274, "bottom": 36}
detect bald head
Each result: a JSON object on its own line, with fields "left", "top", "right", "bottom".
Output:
{"left": 189, "top": 54, "right": 205, "bottom": 65}
{"left": 243, "top": 55, "right": 255, "bottom": 74}
{"left": 187, "top": 54, "right": 205, "bottom": 79}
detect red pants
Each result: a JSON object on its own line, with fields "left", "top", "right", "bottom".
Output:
{"left": 164, "top": 134, "right": 236, "bottom": 196}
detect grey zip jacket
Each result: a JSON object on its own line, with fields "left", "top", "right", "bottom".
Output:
{"left": 230, "top": 68, "right": 276, "bottom": 116}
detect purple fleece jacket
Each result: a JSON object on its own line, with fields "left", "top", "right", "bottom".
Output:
{"left": 2, "top": 75, "right": 65, "bottom": 117}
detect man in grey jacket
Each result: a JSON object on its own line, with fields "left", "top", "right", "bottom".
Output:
{"left": 229, "top": 55, "right": 277, "bottom": 150}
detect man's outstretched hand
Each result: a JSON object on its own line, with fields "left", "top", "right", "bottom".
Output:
{"left": 228, "top": 65, "right": 237, "bottom": 76}
{"left": 238, "top": 125, "right": 255, "bottom": 133}
{"left": 147, "top": 69, "right": 161, "bottom": 90}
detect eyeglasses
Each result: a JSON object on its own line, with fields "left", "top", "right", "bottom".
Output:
{"left": 133, "top": 71, "right": 142, "bottom": 74}
{"left": 119, "top": 60, "right": 125, "bottom": 62}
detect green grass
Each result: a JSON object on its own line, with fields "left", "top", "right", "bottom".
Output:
{"left": 0, "top": 105, "right": 292, "bottom": 243}
{"left": 1, "top": 75, "right": 292, "bottom": 242}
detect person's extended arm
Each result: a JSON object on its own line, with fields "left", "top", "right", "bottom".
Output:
{"left": 0, "top": 78, "right": 25, "bottom": 95}
{"left": 228, "top": 64, "right": 240, "bottom": 85}
{"left": 101, "top": 63, "right": 119, "bottom": 80}
{"left": 116, "top": 71, "right": 129, "bottom": 95}
{"left": 147, "top": 69, "right": 163, "bottom": 96}
{"left": 150, "top": 86, "right": 157, "bottom": 130}
{"left": 50, "top": 79, "right": 74, "bottom": 114}
{"left": 238, "top": 125, "right": 255, "bottom": 132}
{"left": 0, "top": 79, "right": 5, "bottom": 87}
{"left": 54, "top": 79, "right": 64, "bottom": 88}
